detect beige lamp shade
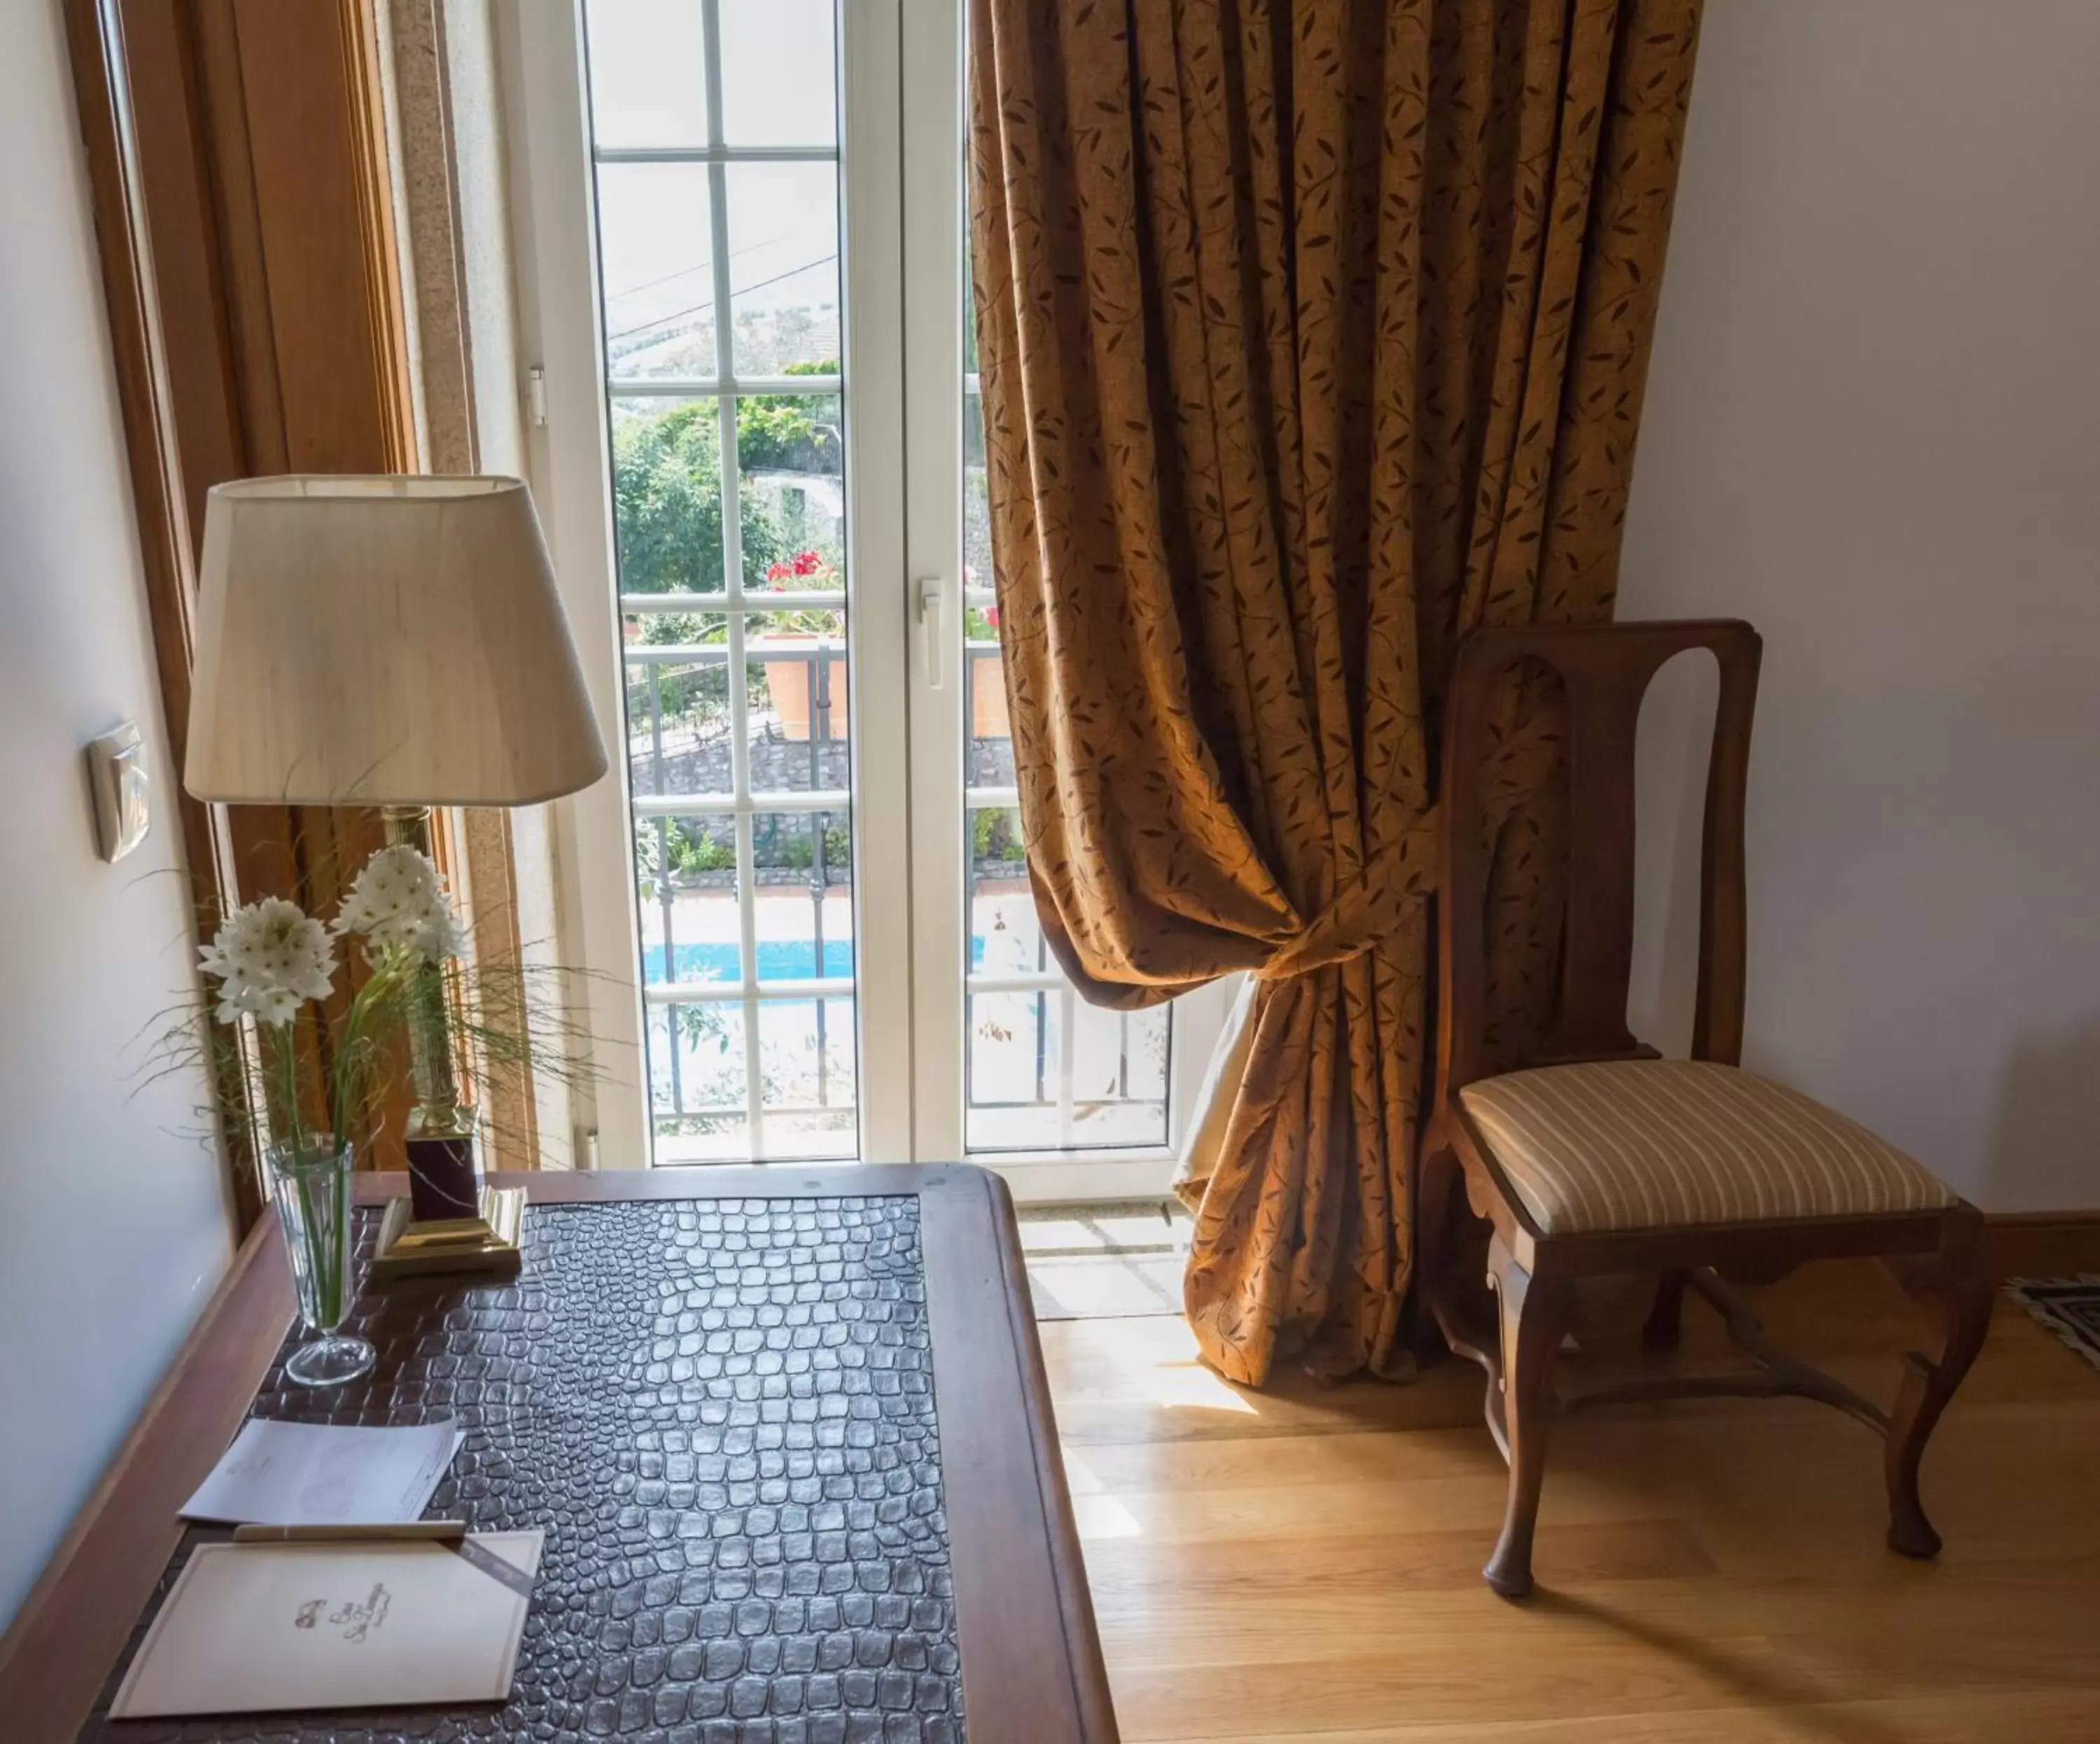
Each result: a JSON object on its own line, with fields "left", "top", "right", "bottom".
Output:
{"left": 185, "top": 475, "right": 609, "bottom": 806}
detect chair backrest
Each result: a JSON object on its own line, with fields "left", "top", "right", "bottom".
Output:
{"left": 1434, "top": 619, "right": 1763, "bottom": 1106}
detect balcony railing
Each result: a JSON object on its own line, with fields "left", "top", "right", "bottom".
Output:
{"left": 626, "top": 636, "right": 1166, "bottom": 1152}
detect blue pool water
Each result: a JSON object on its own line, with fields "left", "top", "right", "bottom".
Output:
{"left": 644, "top": 939, "right": 852, "bottom": 984}
{"left": 643, "top": 936, "right": 998, "bottom": 985}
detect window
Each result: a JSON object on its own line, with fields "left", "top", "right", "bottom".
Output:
{"left": 510, "top": 0, "right": 1228, "bottom": 1195}
{"left": 587, "top": 0, "right": 853, "bottom": 1162}
{"left": 960, "top": 343, "right": 1172, "bottom": 1152}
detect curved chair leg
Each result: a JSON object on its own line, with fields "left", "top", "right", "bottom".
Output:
{"left": 1886, "top": 1216, "right": 1994, "bottom": 1559}
{"left": 1642, "top": 1269, "right": 1688, "bottom": 1352}
{"left": 1483, "top": 1235, "right": 1572, "bottom": 1600}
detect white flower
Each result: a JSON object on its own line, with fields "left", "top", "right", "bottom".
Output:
{"left": 198, "top": 897, "right": 336, "bottom": 1027}
{"left": 334, "top": 843, "right": 469, "bottom": 965}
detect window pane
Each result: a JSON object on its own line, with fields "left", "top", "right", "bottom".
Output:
{"left": 596, "top": 165, "right": 715, "bottom": 381}
{"left": 738, "top": 393, "right": 844, "bottom": 590}
{"left": 964, "top": 392, "right": 1011, "bottom": 778}
{"left": 1074, "top": 1004, "right": 1170, "bottom": 1139}
{"left": 757, "top": 998, "right": 856, "bottom": 1160}
{"left": 718, "top": 0, "right": 837, "bottom": 148}
{"left": 625, "top": 611, "right": 733, "bottom": 798}
{"left": 624, "top": 612, "right": 853, "bottom": 799}
{"left": 746, "top": 607, "right": 846, "bottom": 639}
{"left": 750, "top": 811, "right": 853, "bottom": 982}
{"left": 584, "top": 0, "right": 708, "bottom": 150}
{"left": 648, "top": 1001, "right": 748, "bottom": 1160}
{"left": 609, "top": 398, "right": 727, "bottom": 592}
{"left": 587, "top": 0, "right": 858, "bottom": 1167}
{"left": 963, "top": 270, "right": 979, "bottom": 377}
{"left": 636, "top": 813, "right": 741, "bottom": 987}
{"left": 724, "top": 164, "right": 841, "bottom": 377}
{"left": 747, "top": 637, "right": 848, "bottom": 772}
{"left": 964, "top": 386, "right": 992, "bottom": 594}
{"left": 965, "top": 990, "right": 1048, "bottom": 1141}
{"left": 968, "top": 808, "right": 1039, "bottom": 973}
{"left": 965, "top": 650, "right": 1014, "bottom": 789}
{"left": 965, "top": 992, "right": 1170, "bottom": 1153}
{"left": 962, "top": 207, "right": 1168, "bottom": 1157}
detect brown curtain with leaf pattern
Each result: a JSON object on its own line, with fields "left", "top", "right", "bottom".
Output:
{"left": 967, "top": 0, "right": 1702, "bottom": 1386}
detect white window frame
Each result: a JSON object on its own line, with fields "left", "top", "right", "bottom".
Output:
{"left": 499, "top": 0, "right": 1226, "bottom": 1201}
{"left": 501, "top": 0, "right": 913, "bottom": 1169}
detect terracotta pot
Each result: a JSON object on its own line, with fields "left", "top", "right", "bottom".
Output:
{"left": 760, "top": 635, "right": 848, "bottom": 741}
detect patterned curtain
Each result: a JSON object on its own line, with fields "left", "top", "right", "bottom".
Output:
{"left": 967, "top": 0, "right": 1703, "bottom": 1385}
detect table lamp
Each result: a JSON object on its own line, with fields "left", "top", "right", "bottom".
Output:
{"left": 184, "top": 474, "right": 608, "bottom": 1274}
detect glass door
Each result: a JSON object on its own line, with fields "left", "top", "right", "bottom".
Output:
{"left": 899, "top": 3, "right": 1228, "bottom": 1197}
{"left": 572, "top": 0, "right": 904, "bottom": 1165}
{"left": 509, "top": 0, "right": 1222, "bottom": 1192}
{"left": 957, "top": 304, "right": 1175, "bottom": 1158}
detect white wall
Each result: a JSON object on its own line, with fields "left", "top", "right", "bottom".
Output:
{"left": 1621, "top": 0, "right": 2100, "bottom": 1210}
{"left": 0, "top": 1, "right": 234, "bottom": 1629}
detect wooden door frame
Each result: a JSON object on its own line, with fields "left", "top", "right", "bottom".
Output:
{"left": 65, "top": 0, "right": 427, "bottom": 1218}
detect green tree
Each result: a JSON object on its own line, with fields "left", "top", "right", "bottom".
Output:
{"left": 613, "top": 401, "right": 797, "bottom": 596}
{"left": 736, "top": 363, "right": 844, "bottom": 577}
{"left": 611, "top": 379, "right": 843, "bottom": 598}
{"left": 612, "top": 374, "right": 846, "bottom": 732}
{"left": 736, "top": 361, "right": 841, "bottom": 474}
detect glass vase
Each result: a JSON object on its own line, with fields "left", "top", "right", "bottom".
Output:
{"left": 268, "top": 1137, "right": 375, "bottom": 1388}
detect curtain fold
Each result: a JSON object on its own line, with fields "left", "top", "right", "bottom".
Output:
{"left": 969, "top": 0, "right": 1702, "bottom": 1385}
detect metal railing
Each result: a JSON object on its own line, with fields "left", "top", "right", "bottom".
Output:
{"left": 626, "top": 638, "right": 1165, "bottom": 1147}
{"left": 629, "top": 638, "right": 846, "bottom": 1129}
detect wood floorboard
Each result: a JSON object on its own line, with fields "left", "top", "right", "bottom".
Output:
{"left": 1040, "top": 1261, "right": 2100, "bottom": 1742}
{"left": 1138, "top": 1687, "right": 2100, "bottom": 1743}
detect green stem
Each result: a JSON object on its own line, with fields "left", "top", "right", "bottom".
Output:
{"left": 330, "top": 991, "right": 356, "bottom": 1160}
{"left": 298, "top": 1168, "right": 323, "bottom": 1328}
{"left": 331, "top": 948, "right": 419, "bottom": 1157}
{"left": 260, "top": 1018, "right": 349, "bottom": 1332}
{"left": 261, "top": 1019, "right": 297, "bottom": 1155}
{"left": 324, "top": 1158, "right": 344, "bottom": 1326}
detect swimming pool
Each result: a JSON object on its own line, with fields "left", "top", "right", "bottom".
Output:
{"left": 641, "top": 936, "right": 1004, "bottom": 985}
{"left": 643, "top": 939, "right": 853, "bottom": 984}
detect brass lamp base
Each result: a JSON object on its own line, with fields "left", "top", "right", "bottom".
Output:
{"left": 371, "top": 1186, "right": 525, "bottom": 1282}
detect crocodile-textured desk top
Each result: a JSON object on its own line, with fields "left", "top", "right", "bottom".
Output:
{"left": 84, "top": 1195, "right": 965, "bottom": 1744}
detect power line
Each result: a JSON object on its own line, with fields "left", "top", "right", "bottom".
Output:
{"left": 603, "top": 225, "right": 797, "bottom": 303}
{"left": 606, "top": 251, "right": 840, "bottom": 347}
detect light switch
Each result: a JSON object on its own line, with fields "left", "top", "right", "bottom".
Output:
{"left": 87, "top": 721, "right": 150, "bottom": 863}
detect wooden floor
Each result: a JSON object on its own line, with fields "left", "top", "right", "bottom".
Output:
{"left": 1038, "top": 1263, "right": 2100, "bottom": 1742}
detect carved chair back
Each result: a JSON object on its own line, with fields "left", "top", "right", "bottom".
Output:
{"left": 1434, "top": 619, "right": 1763, "bottom": 1108}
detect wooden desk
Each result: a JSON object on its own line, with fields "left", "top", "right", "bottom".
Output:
{"left": 0, "top": 1165, "right": 1116, "bottom": 1744}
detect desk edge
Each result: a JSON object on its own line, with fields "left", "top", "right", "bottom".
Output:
{"left": 0, "top": 1162, "right": 1115, "bottom": 1744}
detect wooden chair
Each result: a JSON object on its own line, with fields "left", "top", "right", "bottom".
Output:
{"left": 1420, "top": 619, "right": 1992, "bottom": 1600}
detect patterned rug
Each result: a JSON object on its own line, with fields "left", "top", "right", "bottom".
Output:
{"left": 2008, "top": 1275, "right": 2100, "bottom": 1374}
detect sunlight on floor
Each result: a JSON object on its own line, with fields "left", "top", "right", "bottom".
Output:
{"left": 1059, "top": 1449, "right": 1106, "bottom": 1496}
{"left": 1068, "top": 1493, "right": 1147, "bottom": 1542}
{"left": 1037, "top": 1267, "right": 2100, "bottom": 1743}
{"left": 1146, "top": 1362, "right": 1261, "bottom": 1417}
{"left": 1018, "top": 1200, "right": 1194, "bottom": 1323}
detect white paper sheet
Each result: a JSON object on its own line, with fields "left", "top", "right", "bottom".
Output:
{"left": 180, "top": 1419, "right": 464, "bottom": 1526}
{"left": 108, "top": 1532, "right": 543, "bottom": 1717}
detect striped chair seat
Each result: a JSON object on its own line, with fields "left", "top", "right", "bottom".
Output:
{"left": 1457, "top": 1060, "right": 1956, "bottom": 1236}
